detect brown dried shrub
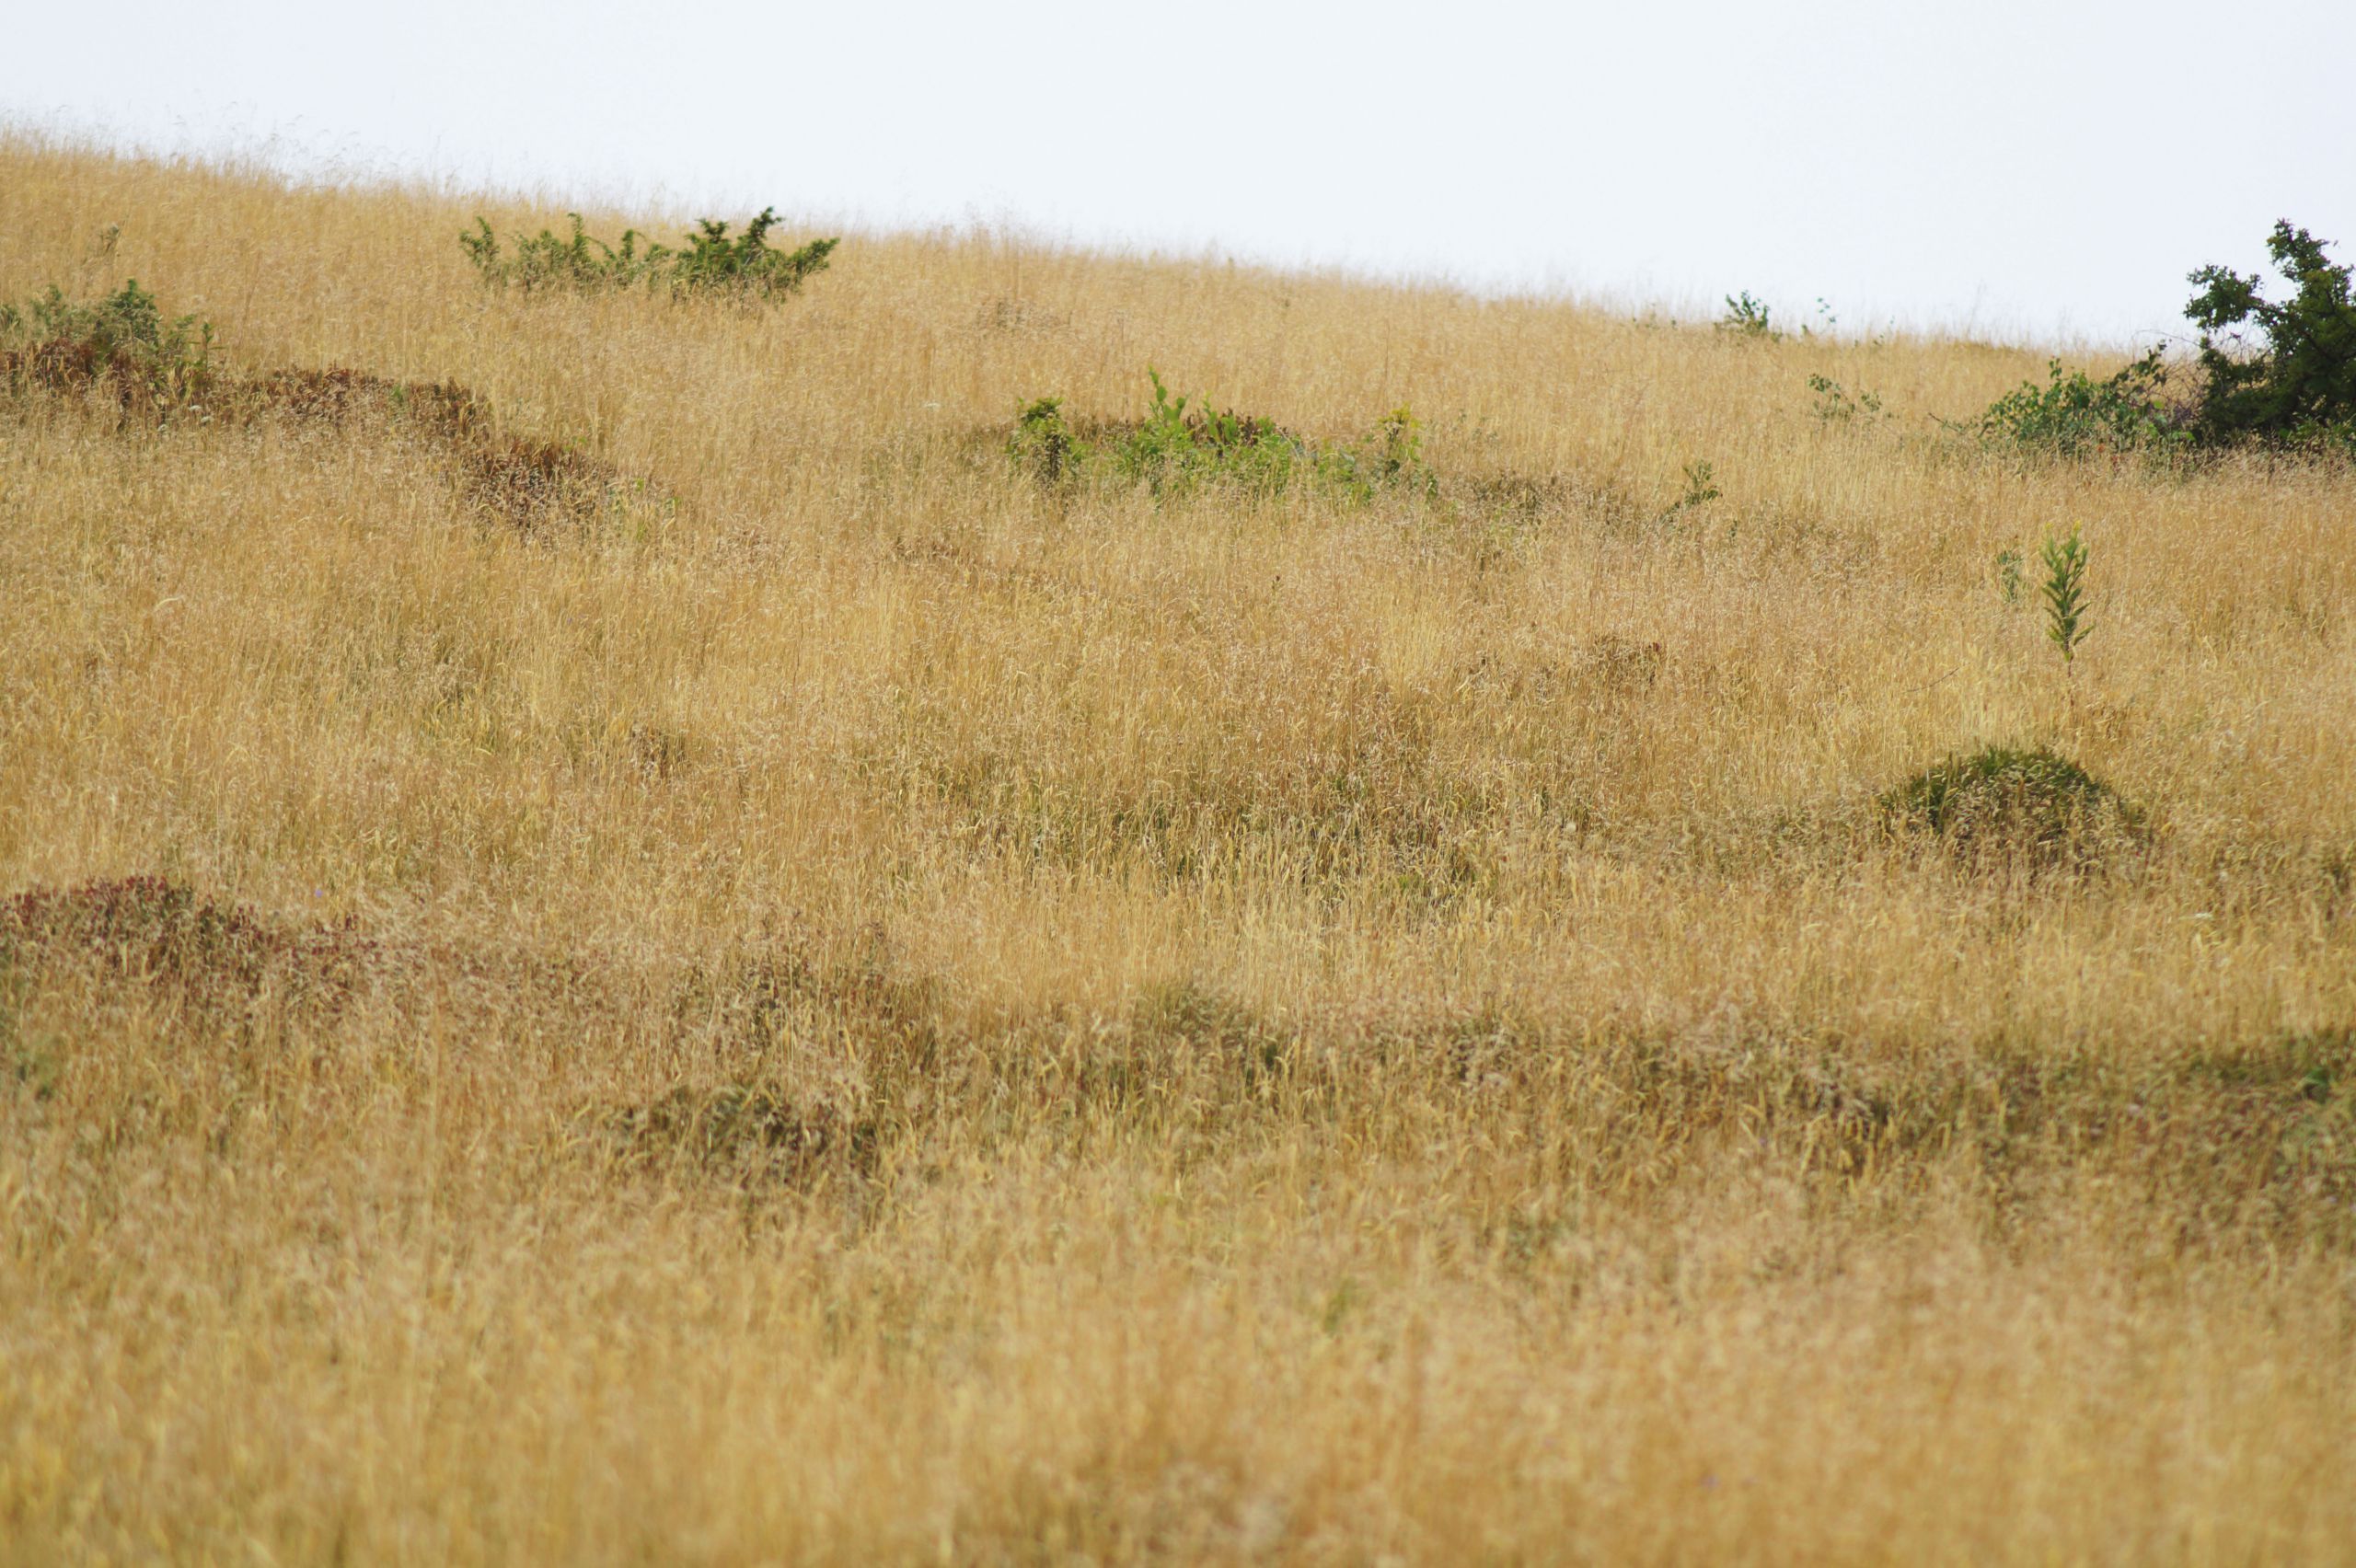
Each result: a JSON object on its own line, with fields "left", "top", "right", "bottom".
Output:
{"left": 225, "top": 368, "right": 642, "bottom": 536}
{"left": 6, "top": 329, "right": 645, "bottom": 540}
{"left": 0, "top": 875, "right": 375, "bottom": 1019}
{"left": 601, "top": 1084, "right": 882, "bottom": 1187}
{"left": 455, "top": 432, "right": 635, "bottom": 536}
{"left": 216, "top": 365, "right": 486, "bottom": 440}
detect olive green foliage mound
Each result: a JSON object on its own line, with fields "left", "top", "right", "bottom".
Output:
{"left": 1010, "top": 371, "right": 1433, "bottom": 502}
{"left": 1886, "top": 745, "right": 2147, "bottom": 867}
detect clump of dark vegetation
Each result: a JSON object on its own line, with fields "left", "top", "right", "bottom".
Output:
{"left": 0, "top": 280, "right": 214, "bottom": 413}
{"left": 1883, "top": 745, "right": 2146, "bottom": 867}
{"left": 1009, "top": 396, "right": 1084, "bottom": 482}
{"left": 1009, "top": 370, "right": 1434, "bottom": 502}
{"left": 1996, "top": 546, "right": 2026, "bottom": 606}
{"left": 219, "top": 364, "right": 486, "bottom": 438}
{"left": 226, "top": 367, "right": 648, "bottom": 536}
{"left": 453, "top": 432, "right": 649, "bottom": 537}
{"left": 603, "top": 1084, "right": 880, "bottom": 1186}
{"left": 0, "top": 876, "right": 375, "bottom": 1018}
{"left": 1663, "top": 458, "right": 1721, "bottom": 516}
{"left": 1967, "top": 220, "right": 2356, "bottom": 459}
{"left": 1134, "top": 979, "right": 1289, "bottom": 1092}
{"left": 461, "top": 207, "right": 838, "bottom": 301}
{"left": 1, "top": 281, "right": 652, "bottom": 538}
{"left": 223, "top": 366, "right": 645, "bottom": 535}
{"left": 2184, "top": 220, "right": 2356, "bottom": 450}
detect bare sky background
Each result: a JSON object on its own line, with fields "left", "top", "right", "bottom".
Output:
{"left": 6, "top": 0, "right": 2352, "bottom": 345}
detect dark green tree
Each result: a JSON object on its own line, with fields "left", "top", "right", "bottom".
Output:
{"left": 2185, "top": 221, "right": 2356, "bottom": 445}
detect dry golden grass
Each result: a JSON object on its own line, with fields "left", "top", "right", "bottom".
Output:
{"left": 3, "top": 133, "right": 2353, "bottom": 1564}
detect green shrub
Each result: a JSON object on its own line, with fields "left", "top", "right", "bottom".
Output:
{"left": 462, "top": 208, "right": 837, "bottom": 300}
{"left": 1884, "top": 745, "right": 2145, "bottom": 865}
{"left": 1962, "top": 221, "right": 2356, "bottom": 458}
{"left": 1008, "top": 371, "right": 1434, "bottom": 502}
{"left": 1995, "top": 548, "right": 2025, "bottom": 607}
{"left": 2185, "top": 221, "right": 2356, "bottom": 449}
{"left": 0, "top": 280, "right": 214, "bottom": 409}
{"left": 669, "top": 209, "right": 838, "bottom": 298}
{"left": 1008, "top": 397, "right": 1082, "bottom": 482}
{"left": 1717, "top": 291, "right": 1779, "bottom": 340}
{"left": 1967, "top": 352, "right": 2184, "bottom": 457}
{"left": 1806, "top": 373, "right": 1883, "bottom": 422}
{"left": 458, "top": 213, "right": 666, "bottom": 294}
{"left": 1354, "top": 405, "right": 1434, "bottom": 495}
{"left": 1664, "top": 459, "right": 1720, "bottom": 516}
{"left": 1111, "top": 369, "right": 1307, "bottom": 494}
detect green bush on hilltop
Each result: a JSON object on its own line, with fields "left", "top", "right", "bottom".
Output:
{"left": 1717, "top": 291, "right": 1778, "bottom": 340}
{"left": 669, "top": 209, "right": 838, "bottom": 297}
{"left": 1968, "top": 352, "right": 2184, "bottom": 457}
{"left": 2185, "top": 220, "right": 2356, "bottom": 450}
{"left": 462, "top": 207, "right": 838, "bottom": 300}
{"left": 1966, "top": 219, "right": 2356, "bottom": 459}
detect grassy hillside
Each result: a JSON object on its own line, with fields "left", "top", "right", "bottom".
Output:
{"left": 3, "top": 133, "right": 2353, "bottom": 1563}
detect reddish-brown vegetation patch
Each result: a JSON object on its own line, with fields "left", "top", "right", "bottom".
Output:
{"left": 215, "top": 365, "right": 485, "bottom": 440}
{"left": 455, "top": 431, "right": 635, "bottom": 535}
{"left": 6, "top": 349, "right": 646, "bottom": 538}
{"left": 0, "top": 337, "right": 214, "bottom": 415}
{"left": 0, "top": 875, "right": 375, "bottom": 1016}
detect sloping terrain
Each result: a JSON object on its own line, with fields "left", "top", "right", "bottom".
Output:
{"left": 2, "top": 135, "right": 2352, "bottom": 1564}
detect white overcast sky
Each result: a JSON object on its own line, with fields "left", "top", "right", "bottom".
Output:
{"left": 5, "top": 0, "right": 2352, "bottom": 345}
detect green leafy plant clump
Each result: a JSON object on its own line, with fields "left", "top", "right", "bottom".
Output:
{"left": 1009, "top": 370, "right": 1435, "bottom": 503}
{"left": 1807, "top": 374, "right": 1884, "bottom": 422}
{"left": 459, "top": 213, "right": 667, "bottom": 294}
{"left": 1666, "top": 459, "right": 1721, "bottom": 515}
{"left": 462, "top": 207, "right": 839, "bottom": 301}
{"left": 1968, "top": 352, "right": 2184, "bottom": 458}
{"left": 1010, "top": 397, "right": 1084, "bottom": 483}
{"left": 1884, "top": 745, "right": 2146, "bottom": 866}
{"left": 0, "top": 280, "right": 214, "bottom": 409}
{"left": 670, "top": 210, "right": 838, "bottom": 297}
{"left": 1717, "top": 291, "right": 1779, "bottom": 340}
{"left": 2185, "top": 220, "right": 2356, "bottom": 450}
{"left": 1966, "top": 219, "right": 2356, "bottom": 460}
{"left": 1995, "top": 548, "right": 2025, "bottom": 607}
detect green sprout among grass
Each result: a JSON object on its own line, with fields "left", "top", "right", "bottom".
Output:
{"left": 2039, "top": 525, "right": 2091, "bottom": 665}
